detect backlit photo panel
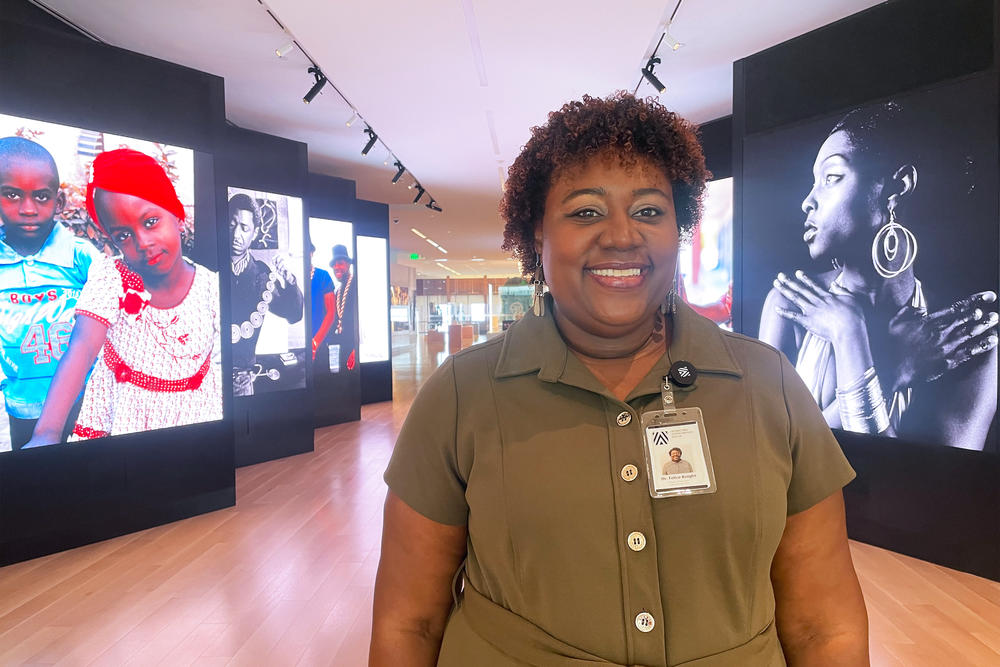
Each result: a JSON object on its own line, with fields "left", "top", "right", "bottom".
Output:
{"left": 308, "top": 218, "right": 356, "bottom": 374}
{"left": 741, "top": 75, "right": 998, "bottom": 451}
{"left": 227, "top": 187, "right": 307, "bottom": 396}
{"left": 0, "top": 114, "right": 222, "bottom": 452}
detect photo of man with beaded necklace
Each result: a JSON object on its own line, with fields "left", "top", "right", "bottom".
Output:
{"left": 227, "top": 190, "right": 305, "bottom": 397}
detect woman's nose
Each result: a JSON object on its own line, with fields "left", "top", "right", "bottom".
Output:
{"left": 801, "top": 187, "right": 817, "bottom": 214}
{"left": 600, "top": 210, "right": 641, "bottom": 249}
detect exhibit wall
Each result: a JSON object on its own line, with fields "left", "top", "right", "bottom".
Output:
{"left": 217, "top": 124, "right": 315, "bottom": 467}
{"left": 0, "top": 0, "right": 234, "bottom": 565}
{"left": 733, "top": 0, "right": 1000, "bottom": 579}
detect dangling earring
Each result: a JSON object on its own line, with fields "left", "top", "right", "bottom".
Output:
{"left": 659, "top": 288, "right": 677, "bottom": 317}
{"left": 831, "top": 258, "right": 842, "bottom": 272}
{"left": 871, "top": 207, "right": 918, "bottom": 278}
{"left": 531, "top": 256, "right": 545, "bottom": 317}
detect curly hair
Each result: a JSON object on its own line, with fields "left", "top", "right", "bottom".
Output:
{"left": 500, "top": 92, "right": 709, "bottom": 275}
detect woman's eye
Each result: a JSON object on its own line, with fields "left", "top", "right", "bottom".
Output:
{"left": 114, "top": 232, "right": 131, "bottom": 243}
{"left": 3, "top": 192, "right": 19, "bottom": 201}
{"left": 634, "top": 206, "right": 662, "bottom": 218}
{"left": 570, "top": 208, "right": 601, "bottom": 219}
{"left": 35, "top": 193, "right": 50, "bottom": 203}
{"left": 144, "top": 217, "right": 159, "bottom": 228}
{"left": 823, "top": 173, "right": 843, "bottom": 186}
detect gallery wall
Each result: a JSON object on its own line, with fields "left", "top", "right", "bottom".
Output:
{"left": 0, "top": 0, "right": 235, "bottom": 565}
{"left": 733, "top": 0, "right": 999, "bottom": 580}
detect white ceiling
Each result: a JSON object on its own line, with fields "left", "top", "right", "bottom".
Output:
{"left": 40, "top": 0, "right": 883, "bottom": 279}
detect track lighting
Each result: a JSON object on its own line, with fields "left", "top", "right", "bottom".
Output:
{"left": 276, "top": 41, "right": 294, "bottom": 58}
{"left": 426, "top": 199, "right": 442, "bottom": 212}
{"left": 662, "top": 24, "right": 684, "bottom": 51}
{"left": 383, "top": 150, "right": 393, "bottom": 166}
{"left": 361, "top": 127, "right": 378, "bottom": 156}
{"left": 641, "top": 57, "right": 666, "bottom": 93}
{"left": 392, "top": 161, "right": 405, "bottom": 184}
{"left": 412, "top": 184, "right": 425, "bottom": 204}
{"left": 345, "top": 112, "right": 358, "bottom": 127}
{"left": 303, "top": 67, "right": 327, "bottom": 104}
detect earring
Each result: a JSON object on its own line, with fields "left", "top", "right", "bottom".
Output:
{"left": 871, "top": 207, "right": 918, "bottom": 279}
{"left": 531, "top": 258, "right": 545, "bottom": 317}
{"left": 659, "top": 288, "right": 677, "bottom": 317}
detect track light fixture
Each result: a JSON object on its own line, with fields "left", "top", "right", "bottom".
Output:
{"left": 641, "top": 57, "right": 666, "bottom": 93}
{"left": 276, "top": 41, "right": 294, "bottom": 58}
{"left": 412, "top": 184, "right": 425, "bottom": 204}
{"left": 303, "top": 67, "right": 327, "bottom": 104}
{"left": 345, "top": 111, "right": 358, "bottom": 127}
{"left": 392, "top": 161, "right": 406, "bottom": 184}
{"left": 361, "top": 127, "right": 378, "bottom": 156}
{"left": 662, "top": 21, "right": 684, "bottom": 51}
{"left": 383, "top": 149, "right": 393, "bottom": 166}
{"left": 426, "top": 199, "right": 442, "bottom": 212}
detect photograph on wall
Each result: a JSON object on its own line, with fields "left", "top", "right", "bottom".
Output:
{"left": 0, "top": 114, "right": 222, "bottom": 453}
{"left": 227, "top": 188, "right": 306, "bottom": 396}
{"left": 308, "top": 218, "right": 356, "bottom": 374}
{"left": 678, "top": 176, "right": 732, "bottom": 329}
{"left": 740, "top": 74, "right": 998, "bottom": 452}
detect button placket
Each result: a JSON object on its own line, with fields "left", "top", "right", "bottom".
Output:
{"left": 616, "top": 411, "right": 632, "bottom": 427}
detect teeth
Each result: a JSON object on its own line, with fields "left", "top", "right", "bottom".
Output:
{"left": 590, "top": 268, "right": 642, "bottom": 277}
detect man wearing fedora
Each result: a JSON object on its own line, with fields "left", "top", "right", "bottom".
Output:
{"left": 326, "top": 243, "right": 357, "bottom": 372}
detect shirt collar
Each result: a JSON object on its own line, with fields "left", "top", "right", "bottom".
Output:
{"left": 494, "top": 293, "right": 743, "bottom": 398}
{"left": 0, "top": 223, "right": 78, "bottom": 268}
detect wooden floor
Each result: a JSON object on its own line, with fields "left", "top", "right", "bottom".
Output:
{"left": 1, "top": 333, "right": 999, "bottom": 666}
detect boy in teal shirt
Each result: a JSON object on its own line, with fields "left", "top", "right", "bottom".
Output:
{"left": 0, "top": 136, "right": 98, "bottom": 449}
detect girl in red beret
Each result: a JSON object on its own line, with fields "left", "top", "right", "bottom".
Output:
{"left": 25, "top": 148, "right": 222, "bottom": 446}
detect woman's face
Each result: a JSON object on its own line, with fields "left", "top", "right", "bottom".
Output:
{"left": 97, "top": 190, "right": 184, "bottom": 282}
{"left": 536, "top": 152, "right": 679, "bottom": 339}
{"left": 801, "top": 130, "right": 882, "bottom": 262}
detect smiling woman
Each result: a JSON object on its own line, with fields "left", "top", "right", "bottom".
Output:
{"left": 371, "top": 93, "right": 869, "bottom": 666}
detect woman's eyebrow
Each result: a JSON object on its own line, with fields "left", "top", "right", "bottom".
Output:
{"left": 562, "top": 187, "right": 605, "bottom": 203}
{"left": 821, "top": 153, "right": 849, "bottom": 165}
{"left": 632, "top": 187, "right": 672, "bottom": 199}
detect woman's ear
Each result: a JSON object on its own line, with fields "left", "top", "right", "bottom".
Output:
{"left": 887, "top": 164, "right": 917, "bottom": 211}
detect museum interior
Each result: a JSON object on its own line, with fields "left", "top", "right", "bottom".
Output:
{"left": 0, "top": 0, "right": 998, "bottom": 664}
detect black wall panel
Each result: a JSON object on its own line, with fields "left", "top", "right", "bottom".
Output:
{"left": 733, "top": 0, "right": 1000, "bottom": 580}
{"left": 0, "top": 0, "right": 234, "bottom": 565}
{"left": 217, "top": 124, "right": 315, "bottom": 467}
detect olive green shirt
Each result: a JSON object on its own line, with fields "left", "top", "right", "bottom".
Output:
{"left": 385, "top": 299, "right": 855, "bottom": 666}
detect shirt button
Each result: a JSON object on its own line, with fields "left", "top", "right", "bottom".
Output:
{"left": 635, "top": 612, "right": 655, "bottom": 633}
{"left": 620, "top": 464, "right": 639, "bottom": 482}
{"left": 616, "top": 411, "right": 632, "bottom": 427}
{"left": 626, "top": 531, "right": 647, "bottom": 552}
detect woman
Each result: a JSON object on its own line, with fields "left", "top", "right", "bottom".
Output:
{"left": 759, "top": 102, "right": 997, "bottom": 450}
{"left": 372, "top": 93, "right": 868, "bottom": 665}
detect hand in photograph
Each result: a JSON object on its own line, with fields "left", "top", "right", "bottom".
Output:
{"left": 773, "top": 270, "right": 868, "bottom": 346}
{"left": 272, "top": 253, "right": 296, "bottom": 289}
{"left": 886, "top": 290, "right": 999, "bottom": 389}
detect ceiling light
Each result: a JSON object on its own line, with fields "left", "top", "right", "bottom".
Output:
{"left": 663, "top": 25, "right": 684, "bottom": 51}
{"left": 413, "top": 184, "right": 425, "bottom": 204}
{"left": 425, "top": 199, "right": 442, "bottom": 212}
{"left": 383, "top": 150, "right": 393, "bottom": 166}
{"left": 303, "top": 67, "right": 327, "bottom": 104}
{"left": 427, "top": 239, "right": 440, "bottom": 249}
{"left": 345, "top": 111, "right": 358, "bottom": 127}
{"left": 470, "top": 258, "right": 484, "bottom": 262}
{"left": 436, "top": 262, "right": 460, "bottom": 275}
{"left": 276, "top": 41, "right": 294, "bottom": 58}
{"left": 392, "top": 161, "right": 406, "bottom": 184}
{"left": 641, "top": 56, "right": 666, "bottom": 94}
{"left": 410, "top": 227, "right": 426, "bottom": 239}
{"left": 361, "top": 127, "right": 378, "bottom": 156}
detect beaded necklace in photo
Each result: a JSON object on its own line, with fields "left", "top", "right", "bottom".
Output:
{"left": 335, "top": 271, "right": 354, "bottom": 335}
{"left": 231, "top": 267, "right": 280, "bottom": 345}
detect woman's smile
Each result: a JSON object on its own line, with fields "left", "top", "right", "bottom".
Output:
{"left": 584, "top": 263, "right": 650, "bottom": 289}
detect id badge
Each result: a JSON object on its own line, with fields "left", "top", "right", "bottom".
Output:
{"left": 640, "top": 407, "right": 717, "bottom": 498}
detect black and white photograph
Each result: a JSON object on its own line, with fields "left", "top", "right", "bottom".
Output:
{"left": 742, "top": 74, "right": 999, "bottom": 452}
{"left": 227, "top": 187, "right": 306, "bottom": 396}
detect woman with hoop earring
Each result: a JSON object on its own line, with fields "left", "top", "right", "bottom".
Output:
{"left": 759, "top": 102, "right": 998, "bottom": 450}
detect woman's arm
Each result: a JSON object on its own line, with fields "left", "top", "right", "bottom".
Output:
{"left": 771, "top": 491, "right": 869, "bottom": 665}
{"left": 24, "top": 315, "right": 107, "bottom": 447}
{"left": 370, "top": 491, "right": 467, "bottom": 667}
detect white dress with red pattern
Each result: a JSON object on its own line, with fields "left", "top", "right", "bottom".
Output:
{"left": 70, "top": 256, "right": 222, "bottom": 439}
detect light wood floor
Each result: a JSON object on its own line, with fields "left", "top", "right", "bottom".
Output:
{"left": 1, "top": 333, "right": 998, "bottom": 666}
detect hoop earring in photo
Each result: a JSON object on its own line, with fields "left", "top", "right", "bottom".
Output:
{"left": 871, "top": 208, "right": 918, "bottom": 279}
{"left": 531, "top": 257, "right": 546, "bottom": 317}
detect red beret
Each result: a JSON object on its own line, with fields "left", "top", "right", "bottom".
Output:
{"left": 86, "top": 148, "right": 186, "bottom": 233}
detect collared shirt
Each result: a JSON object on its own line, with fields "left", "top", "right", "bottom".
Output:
{"left": 0, "top": 223, "right": 99, "bottom": 418}
{"left": 385, "top": 296, "right": 855, "bottom": 666}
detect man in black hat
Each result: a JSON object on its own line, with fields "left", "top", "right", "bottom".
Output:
{"left": 327, "top": 243, "right": 357, "bottom": 372}
{"left": 228, "top": 193, "right": 304, "bottom": 395}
